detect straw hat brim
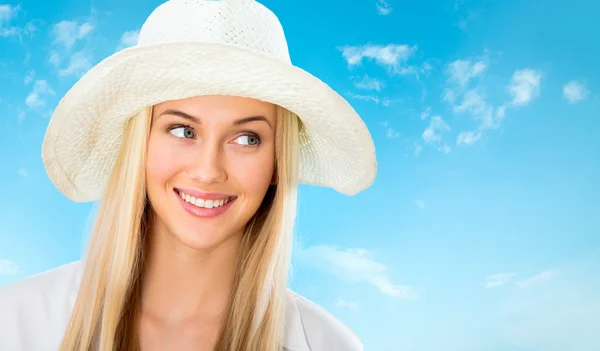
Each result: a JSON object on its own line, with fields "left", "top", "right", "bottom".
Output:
{"left": 42, "top": 41, "right": 377, "bottom": 202}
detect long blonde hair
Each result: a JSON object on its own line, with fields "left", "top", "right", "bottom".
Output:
{"left": 59, "top": 103, "right": 301, "bottom": 351}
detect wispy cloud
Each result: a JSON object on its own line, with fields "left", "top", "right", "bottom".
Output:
{"left": 0, "top": 259, "right": 21, "bottom": 275}
{"left": 49, "top": 17, "right": 95, "bottom": 77}
{"left": 52, "top": 19, "right": 94, "bottom": 49}
{"left": 353, "top": 75, "right": 385, "bottom": 91}
{"left": 415, "top": 199, "right": 425, "bottom": 208}
{"left": 457, "top": 130, "right": 482, "bottom": 146}
{"left": 297, "top": 244, "right": 417, "bottom": 299}
{"left": 0, "top": 4, "right": 19, "bottom": 36}
{"left": 335, "top": 298, "right": 360, "bottom": 310}
{"left": 339, "top": 43, "right": 417, "bottom": 75}
{"left": 422, "top": 116, "right": 450, "bottom": 144}
{"left": 444, "top": 55, "right": 542, "bottom": 147}
{"left": 507, "top": 69, "right": 542, "bottom": 106}
{"left": 25, "top": 80, "right": 55, "bottom": 109}
{"left": 17, "top": 168, "right": 28, "bottom": 177}
{"left": 443, "top": 56, "right": 497, "bottom": 146}
{"left": 421, "top": 106, "right": 431, "bottom": 120}
{"left": 563, "top": 80, "right": 590, "bottom": 104}
{"left": 17, "top": 109, "right": 26, "bottom": 123}
{"left": 376, "top": 0, "right": 392, "bottom": 15}
{"left": 58, "top": 51, "right": 93, "bottom": 77}
{"left": 484, "top": 272, "right": 516, "bottom": 288}
{"left": 24, "top": 70, "right": 35, "bottom": 84}
{"left": 453, "top": 89, "right": 494, "bottom": 125}
{"left": 381, "top": 121, "right": 400, "bottom": 138}
{"left": 346, "top": 92, "right": 398, "bottom": 106}
{"left": 414, "top": 143, "right": 422, "bottom": 156}
{"left": 484, "top": 270, "right": 558, "bottom": 289}
{"left": 0, "top": 4, "right": 36, "bottom": 38}
{"left": 515, "top": 270, "right": 558, "bottom": 288}
{"left": 447, "top": 59, "right": 487, "bottom": 86}
{"left": 116, "top": 29, "right": 139, "bottom": 50}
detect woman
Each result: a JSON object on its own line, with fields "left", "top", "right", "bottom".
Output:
{"left": 0, "top": 0, "right": 377, "bottom": 350}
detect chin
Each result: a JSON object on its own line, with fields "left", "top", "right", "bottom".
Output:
{"left": 172, "top": 222, "right": 241, "bottom": 251}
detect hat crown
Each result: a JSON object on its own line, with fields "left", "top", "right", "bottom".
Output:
{"left": 137, "top": 0, "right": 291, "bottom": 63}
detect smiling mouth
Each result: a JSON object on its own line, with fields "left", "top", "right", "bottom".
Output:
{"left": 175, "top": 189, "right": 237, "bottom": 209}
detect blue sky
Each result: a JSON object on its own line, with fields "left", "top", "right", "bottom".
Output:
{"left": 1, "top": 0, "right": 599, "bottom": 350}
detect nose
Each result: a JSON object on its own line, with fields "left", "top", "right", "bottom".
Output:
{"left": 187, "top": 138, "right": 227, "bottom": 185}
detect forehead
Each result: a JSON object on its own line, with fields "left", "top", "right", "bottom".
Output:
{"left": 153, "top": 95, "right": 277, "bottom": 120}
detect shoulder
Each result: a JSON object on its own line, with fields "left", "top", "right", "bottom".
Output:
{"left": 0, "top": 260, "right": 83, "bottom": 351}
{"left": 287, "top": 290, "right": 363, "bottom": 351}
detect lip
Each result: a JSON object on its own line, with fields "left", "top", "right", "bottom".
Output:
{"left": 174, "top": 187, "right": 237, "bottom": 200}
{"left": 173, "top": 189, "right": 236, "bottom": 219}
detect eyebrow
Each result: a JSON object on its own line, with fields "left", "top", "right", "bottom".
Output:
{"left": 159, "top": 109, "right": 272, "bottom": 129}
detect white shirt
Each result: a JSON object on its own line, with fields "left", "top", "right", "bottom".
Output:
{"left": 0, "top": 261, "right": 362, "bottom": 351}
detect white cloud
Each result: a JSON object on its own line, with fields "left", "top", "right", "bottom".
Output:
{"left": 563, "top": 81, "right": 589, "bottom": 104}
{"left": 52, "top": 19, "right": 94, "bottom": 49}
{"left": 422, "top": 116, "right": 450, "bottom": 144}
{"left": 48, "top": 50, "right": 61, "bottom": 67}
{"left": 457, "top": 130, "right": 482, "bottom": 146}
{"left": 415, "top": 199, "right": 425, "bottom": 208}
{"left": 0, "top": 4, "right": 18, "bottom": 37}
{"left": 414, "top": 143, "right": 422, "bottom": 156}
{"left": 17, "top": 168, "right": 28, "bottom": 177}
{"left": 335, "top": 298, "right": 360, "bottom": 310}
{"left": 496, "top": 105, "right": 506, "bottom": 119}
{"left": 0, "top": 5, "right": 37, "bottom": 38}
{"left": 339, "top": 44, "right": 417, "bottom": 75}
{"left": 515, "top": 270, "right": 557, "bottom": 288}
{"left": 508, "top": 69, "right": 542, "bottom": 106}
{"left": 0, "top": 4, "right": 17, "bottom": 24}
{"left": 346, "top": 92, "right": 396, "bottom": 106}
{"left": 421, "top": 106, "right": 431, "bottom": 120}
{"left": 297, "top": 244, "right": 417, "bottom": 298}
{"left": 442, "top": 57, "right": 496, "bottom": 143}
{"left": 0, "top": 259, "right": 21, "bottom": 275}
{"left": 454, "top": 89, "right": 495, "bottom": 128}
{"left": 25, "top": 80, "right": 55, "bottom": 109}
{"left": 376, "top": 0, "right": 392, "bottom": 15}
{"left": 484, "top": 272, "right": 516, "bottom": 288}
{"left": 442, "top": 57, "right": 541, "bottom": 147}
{"left": 497, "top": 259, "right": 600, "bottom": 351}
{"left": 447, "top": 59, "right": 487, "bottom": 86}
{"left": 24, "top": 70, "right": 35, "bottom": 84}
{"left": 58, "top": 51, "right": 92, "bottom": 77}
{"left": 117, "top": 29, "right": 139, "bottom": 50}
{"left": 438, "top": 144, "right": 451, "bottom": 154}
{"left": 17, "top": 109, "right": 26, "bottom": 123}
{"left": 353, "top": 75, "right": 385, "bottom": 91}
{"left": 49, "top": 17, "right": 95, "bottom": 77}
{"left": 381, "top": 121, "right": 400, "bottom": 138}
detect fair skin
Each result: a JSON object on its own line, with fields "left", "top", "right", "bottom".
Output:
{"left": 138, "top": 95, "right": 278, "bottom": 350}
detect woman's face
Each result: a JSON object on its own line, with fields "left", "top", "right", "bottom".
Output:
{"left": 146, "top": 95, "right": 277, "bottom": 251}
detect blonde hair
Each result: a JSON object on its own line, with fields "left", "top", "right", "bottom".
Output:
{"left": 59, "top": 103, "right": 301, "bottom": 351}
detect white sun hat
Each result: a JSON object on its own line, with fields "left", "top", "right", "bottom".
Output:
{"left": 41, "top": 0, "right": 377, "bottom": 202}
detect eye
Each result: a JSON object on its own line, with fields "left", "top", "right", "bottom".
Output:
{"left": 235, "top": 134, "right": 261, "bottom": 146}
{"left": 169, "top": 125, "right": 195, "bottom": 139}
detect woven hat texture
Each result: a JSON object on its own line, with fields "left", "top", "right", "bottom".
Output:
{"left": 42, "top": 0, "right": 378, "bottom": 202}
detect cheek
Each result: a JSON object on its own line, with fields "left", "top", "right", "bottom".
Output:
{"left": 229, "top": 150, "right": 275, "bottom": 197}
{"left": 146, "top": 135, "right": 180, "bottom": 190}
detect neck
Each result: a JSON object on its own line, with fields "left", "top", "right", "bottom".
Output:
{"left": 139, "top": 213, "right": 244, "bottom": 323}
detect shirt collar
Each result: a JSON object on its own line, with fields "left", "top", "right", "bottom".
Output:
{"left": 283, "top": 288, "right": 310, "bottom": 350}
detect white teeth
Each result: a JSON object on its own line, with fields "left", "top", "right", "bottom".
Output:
{"left": 178, "top": 191, "right": 231, "bottom": 209}
{"left": 193, "top": 198, "right": 205, "bottom": 207}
